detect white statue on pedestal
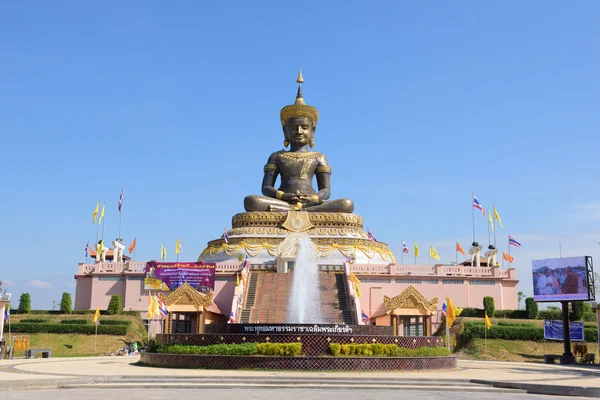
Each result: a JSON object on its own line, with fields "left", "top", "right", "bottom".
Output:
{"left": 113, "top": 238, "right": 125, "bottom": 262}
{"left": 484, "top": 246, "right": 498, "bottom": 267}
{"left": 96, "top": 240, "right": 108, "bottom": 262}
{"left": 469, "top": 243, "right": 483, "bottom": 267}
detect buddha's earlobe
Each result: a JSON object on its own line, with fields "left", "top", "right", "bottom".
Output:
{"left": 309, "top": 140, "right": 315, "bottom": 148}
{"left": 284, "top": 140, "right": 290, "bottom": 148}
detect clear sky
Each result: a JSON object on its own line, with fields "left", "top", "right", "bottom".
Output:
{"left": 1, "top": 1, "right": 599, "bottom": 309}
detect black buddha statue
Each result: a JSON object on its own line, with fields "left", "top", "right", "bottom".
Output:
{"left": 244, "top": 70, "right": 354, "bottom": 213}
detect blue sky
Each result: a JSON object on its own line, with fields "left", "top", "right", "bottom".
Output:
{"left": 1, "top": 2, "right": 599, "bottom": 309}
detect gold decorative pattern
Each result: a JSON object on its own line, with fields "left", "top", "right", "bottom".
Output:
{"left": 383, "top": 286, "right": 438, "bottom": 315}
{"left": 315, "top": 166, "right": 332, "bottom": 174}
{"left": 264, "top": 164, "right": 277, "bottom": 172}
{"left": 231, "top": 212, "right": 364, "bottom": 229}
{"left": 159, "top": 283, "right": 213, "bottom": 309}
{"left": 278, "top": 151, "right": 320, "bottom": 161}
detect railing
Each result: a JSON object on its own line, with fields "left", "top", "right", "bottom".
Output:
{"left": 351, "top": 263, "right": 508, "bottom": 279}
{"left": 351, "top": 264, "right": 390, "bottom": 274}
{"left": 393, "top": 265, "right": 436, "bottom": 276}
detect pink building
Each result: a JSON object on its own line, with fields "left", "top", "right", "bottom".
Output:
{"left": 74, "top": 257, "right": 518, "bottom": 334}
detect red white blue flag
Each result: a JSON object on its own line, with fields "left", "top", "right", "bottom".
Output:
{"left": 85, "top": 241, "right": 89, "bottom": 257}
{"left": 402, "top": 241, "right": 409, "bottom": 254}
{"left": 229, "top": 310, "right": 236, "bottom": 324}
{"left": 4, "top": 307, "right": 9, "bottom": 323}
{"left": 361, "top": 309, "right": 371, "bottom": 325}
{"left": 223, "top": 229, "right": 229, "bottom": 244}
{"left": 158, "top": 296, "right": 168, "bottom": 319}
{"left": 118, "top": 188, "right": 124, "bottom": 213}
{"left": 367, "top": 229, "right": 377, "bottom": 243}
{"left": 345, "top": 253, "right": 352, "bottom": 263}
{"left": 473, "top": 195, "right": 485, "bottom": 215}
{"left": 508, "top": 236, "right": 521, "bottom": 248}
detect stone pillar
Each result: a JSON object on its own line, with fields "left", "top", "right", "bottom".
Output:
{"left": 392, "top": 315, "right": 397, "bottom": 336}
{"left": 113, "top": 239, "right": 125, "bottom": 263}
{"left": 164, "top": 312, "right": 170, "bottom": 334}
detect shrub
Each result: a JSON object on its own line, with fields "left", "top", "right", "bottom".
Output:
{"left": 257, "top": 342, "right": 302, "bottom": 356}
{"left": 331, "top": 343, "right": 450, "bottom": 357}
{"left": 18, "top": 293, "right": 31, "bottom": 314}
{"left": 5, "top": 323, "right": 127, "bottom": 335}
{"left": 525, "top": 297, "right": 538, "bottom": 319}
{"left": 459, "top": 308, "right": 484, "bottom": 317}
{"left": 583, "top": 312, "right": 597, "bottom": 322}
{"left": 483, "top": 297, "right": 495, "bottom": 318}
{"left": 461, "top": 321, "right": 598, "bottom": 343}
{"left": 59, "top": 292, "right": 73, "bottom": 314}
{"left": 497, "top": 321, "right": 536, "bottom": 327}
{"left": 107, "top": 295, "right": 122, "bottom": 315}
{"left": 19, "top": 318, "right": 48, "bottom": 324}
{"left": 157, "top": 343, "right": 258, "bottom": 355}
{"left": 494, "top": 310, "right": 528, "bottom": 319}
{"left": 572, "top": 302, "right": 585, "bottom": 321}
{"left": 60, "top": 319, "right": 90, "bottom": 325}
{"left": 99, "top": 319, "right": 132, "bottom": 326}
{"left": 538, "top": 310, "right": 562, "bottom": 320}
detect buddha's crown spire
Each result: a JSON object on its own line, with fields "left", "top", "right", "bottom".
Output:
{"left": 280, "top": 67, "right": 319, "bottom": 125}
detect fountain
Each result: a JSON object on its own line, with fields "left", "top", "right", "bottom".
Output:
{"left": 286, "top": 235, "right": 323, "bottom": 323}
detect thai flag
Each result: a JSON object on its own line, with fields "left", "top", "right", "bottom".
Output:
{"left": 229, "top": 310, "right": 236, "bottom": 324}
{"left": 243, "top": 255, "right": 250, "bottom": 271}
{"left": 118, "top": 188, "right": 124, "bottom": 213}
{"left": 473, "top": 195, "right": 485, "bottom": 215}
{"left": 223, "top": 229, "right": 230, "bottom": 244}
{"left": 508, "top": 236, "right": 521, "bottom": 248}
{"left": 361, "top": 309, "right": 371, "bottom": 325}
{"left": 345, "top": 253, "right": 352, "bottom": 264}
{"left": 85, "top": 241, "right": 89, "bottom": 257}
{"left": 367, "top": 229, "right": 377, "bottom": 243}
{"left": 441, "top": 300, "right": 447, "bottom": 316}
{"left": 158, "top": 296, "right": 168, "bottom": 319}
{"left": 4, "top": 307, "right": 9, "bottom": 323}
{"left": 402, "top": 241, "right": 409, "bottom": 254}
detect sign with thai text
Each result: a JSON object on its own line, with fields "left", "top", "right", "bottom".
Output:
{"left": 543, "top": 320, "right": 584, "bottom": 341}
{"left": 144, "top": 262, "right": 216, "bottom": 291}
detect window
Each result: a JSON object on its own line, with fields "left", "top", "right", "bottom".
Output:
{"left": 470, "top": 280, "right": 496, "bottom": 286}
{"left": 442, "top": 279, "right": 464, "bottom": 285}
{"left": 98, "top": 277, "right": 123, "bottom": 282}
{"left": 422, "top": 279, "right": 439, "bottom": 284}
{"left": 395, "top": 278, "right": 422, "bottom": 284}
{"left": 403, "top": 316, "right": 426, "bottom": 336}
{"left": 127, "top": 276, "right": 144, "bottom": 281}
{"left": 360, "top": 278, "right": 392, "bottom": 284}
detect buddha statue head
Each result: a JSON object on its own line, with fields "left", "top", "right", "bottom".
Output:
{"left": 280, "top": 68, "right": 319, "bottom": 149}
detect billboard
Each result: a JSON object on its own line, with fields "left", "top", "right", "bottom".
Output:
{"left": 144, "top": 262, "right": 216, "bottom": 291}
{"left": 544, "top": 320, "right": 584, "bottom": 341}
{"left": 532, "top": 256, "right": 594, "bottom": 302}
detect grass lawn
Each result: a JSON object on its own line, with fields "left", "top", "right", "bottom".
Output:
{"left": 5, "top": 314, "right": 146, "bottom": 357}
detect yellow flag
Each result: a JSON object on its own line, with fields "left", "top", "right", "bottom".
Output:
{"left": 161, "top": 244, "right": 167, "bottom": 261}
{"left": 93, "top": 308, "right": 100, "bottom": 323}
{"left": 414, "top": 241, "right": 420, "bottom": 258}
{"left": 236, "top": 273, "right": 240, "bottom": 287}
{"left": 97, "top": 240, "right": 104, "bottom": 255}
{"left": 488, "top": 209, "right": 494, "bottom": 232}
{"left": 175, "top": 238, "right": 181, "bottom": 255}
{"left": 453, "top": 304, "right": 463, "bottom": 317}
{"left": 349, "top": 272, "right": 362, "bottom": 285}
{"left": 353, "top": 281, "right": 361, "bottom": 297}
{"left": 485, "top": 312, "right": 492, "bottom": 330}
{"left": 430, "top": 246, "right": 441, "bottom": 261}
{"left": 147, "top": 295, "right": 156, "bottom": 319}
{"left": 446, "top": 296, "right": 456, "bottom": 328}
{"left": 92, "top": 201, "right": 99, "bottom": 224}
{"left": 493, "top": 207, "right": 503, "bottom": 228}
{"left": 98, "top": 203, "right": 106, "bottom": 225}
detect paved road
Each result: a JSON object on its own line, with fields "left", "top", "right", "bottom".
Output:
{"left": 1, "top": 389, "right": 591, "bottom": 400}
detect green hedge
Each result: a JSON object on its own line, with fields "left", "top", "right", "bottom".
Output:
{"left": 459, "top": 308, "right": 484, "bottom": 317}
{"left": 538, "top": 310, "right": 563, "bottom": 320}
{"left": 494, "top": 310, "right": 528, "bottom": 319}
{"left": 158, "top": 343, "right": 259, "bottom": 355}
{"left": 462, "top": 322, "right": 598, "bottom": 342}
{"left": 4, "top": 323, "right": 127, "bottom": 335}
{"left": 329, "top": 343, "right": 450, "bottom": 357}
{"left": 19, "top": 319, "right": 48, "bottom": 324}
{"left": 60, "top": 319, "right": 91, "bottom": 325}
{"left": 99, "top": 320, "right": 132, "bottom": 326}
{"left": 256, "top": 343, "right": 302, "bottom": 356}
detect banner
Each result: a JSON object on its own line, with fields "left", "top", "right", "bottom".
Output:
{"left": 144, "top": 262, "right": 216, "bottom": 291}
{"left": 543, "top": 320, "right": 584, "bottom": 341}
{"left": 532, "top": 256, "right": 592, "bottom": 302}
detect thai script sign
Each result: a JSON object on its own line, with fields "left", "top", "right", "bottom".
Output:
{"left": 222, "top": 323, "right": 394, "bottom": 335}
{"left": 144, "top": 262, "right": 216, "bottom": 291}
{"left": 544, "top": 320, "right": 584, "bottom": 341}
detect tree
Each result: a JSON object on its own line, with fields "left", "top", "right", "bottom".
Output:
{"left": 59, "top": 292, "right": 72, "bottom": 314}
{"left": 572, "top": 301, "right": 584, "bottom": 321}
{"left": 18, "top": 293, "right": 31, "bottom": 314}
{"left": 525, "top": 297, "right": 538, "bottom": 319}
{"left": 106, "top": 295, "right": 122, "bottom": 315}
{"left": 483, "top": 296, "right": 495, "bottom": 318}
{"left": 517, "top": 292, "right": 525, "bottom": 309}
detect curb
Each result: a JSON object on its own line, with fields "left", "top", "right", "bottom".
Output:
{"left": 472, "top": 379, "right": 600, "bottom": 398}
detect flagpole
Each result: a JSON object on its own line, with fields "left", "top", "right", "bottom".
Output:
{"left": 101, "top": 203, "right": 106, "bottom": 241}
{"left": 508, "top": 236, "right": 511, "bottom": 258}
{"left": 94, "top": 320, "right": 98, "bottom": 354}
{"left": 487, "top": 209, "right": 491, "bottom": 247}
{"left": 492, "top": 205, "right": 497, "bottom": 247}
{"left": 401, "top": 239, "right": 404, "bottom": 265}
{"left": 472, "top": 193, "right": 475, "bottom": 243}
{"left": 119, "top": 211, "right": 122, "bottom": 240}
{"left": 95, "top": 198, "right": 100, "bottom": 258}
{"left": 429, "top": 246, "right": 431, "bottom": 266}
{"left": 414, "top": 240, "right": 416, "bottom": 265}
{"left": 559, "top": 240, "right": 563, "bottom": 258}
{"left": 484, "top": 322, "right": 487, "bottom": 353}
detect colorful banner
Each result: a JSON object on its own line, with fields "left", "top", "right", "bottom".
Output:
{"left": 532, "top": 256, "right": 591, "bottom": 302}
{"left": 144, "top": 262, "right": 216, "bottom": 291}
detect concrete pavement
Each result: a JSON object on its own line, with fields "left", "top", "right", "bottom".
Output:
{"left": 1, "top": 356, "right": 600, "bottom": 397}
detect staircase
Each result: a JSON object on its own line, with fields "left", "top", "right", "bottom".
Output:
{"left": 241, "top": 271, "right": 354, "bottom": 324}
{"left": 240, "top": 272, "right": 258, "bottom": 323}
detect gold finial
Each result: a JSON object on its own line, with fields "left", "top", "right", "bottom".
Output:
{"left": 297, "top": 66, "right": 304, "bottom": 85}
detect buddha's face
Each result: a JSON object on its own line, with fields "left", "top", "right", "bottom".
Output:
{"left": 284, "top": 117, "right": 315, "bottom": 146}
